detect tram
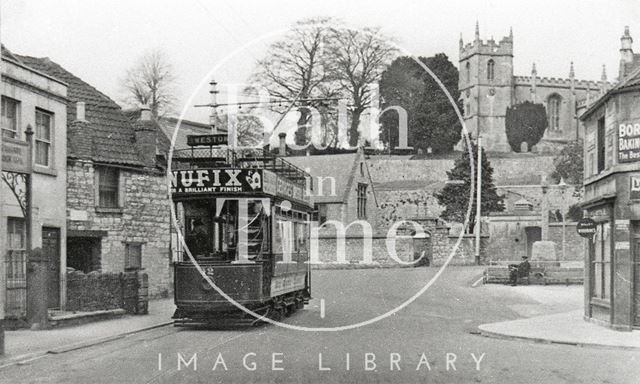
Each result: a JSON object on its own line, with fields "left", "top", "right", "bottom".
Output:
{"left": 170, "top": 141, "right": 314, "bottom": 325}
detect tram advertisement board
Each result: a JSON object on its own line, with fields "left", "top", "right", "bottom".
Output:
{"left": 186, "top": 134, "right": 228, "bottom": 146}
{"left": 263, "top": 170, "right": 311, "bottom": 206}
{"left": 171, "top": 168, "right": 262, "bottom": 195}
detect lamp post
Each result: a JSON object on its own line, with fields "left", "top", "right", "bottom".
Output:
{"left": 558, "top": 177, "right": 568, "bottom": 261}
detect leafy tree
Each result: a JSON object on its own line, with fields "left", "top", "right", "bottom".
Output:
{"left": 435, "top": 142, "right": 505, "bottom": 233}
{"left": 550, "top": 140, "right": 584, "bottom": 185}
{"left": 504, "top": 101, "right": 548, "bottom": 152}
{"left": 379, "top": 54, "right": 462, "bottom": 153}
{"left": 121, "top": 49, "right": 176, "bottom": 117}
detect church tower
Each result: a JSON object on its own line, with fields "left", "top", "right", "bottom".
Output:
{"left": 459, "top": 22, "right": 514, "bottom": 152}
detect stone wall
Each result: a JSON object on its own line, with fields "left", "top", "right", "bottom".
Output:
{"left": 67, "top": 160, "right": 172, "bottom": 298}
{"left": 66, "top": 270, "right": 148, "bottom": 314}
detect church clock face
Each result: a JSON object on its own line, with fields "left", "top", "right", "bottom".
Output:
{"left": 488, "top": 87, "right": 496, "bottom": 96}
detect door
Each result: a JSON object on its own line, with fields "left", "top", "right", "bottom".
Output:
{"left": 42, "top": 227, "right": 60, "bottom": 309}
{"left": 525, "top": 226, "right": 542, "bottom": 258}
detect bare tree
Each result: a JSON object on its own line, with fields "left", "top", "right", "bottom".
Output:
{"left": 121, "top": 49, "right": 176, "bottom": 117}
{"left": 328, "top": 27, "right": 397, "bottom": 147}
{"left": 249, "top": 17, "right": 340, "bottom": 146}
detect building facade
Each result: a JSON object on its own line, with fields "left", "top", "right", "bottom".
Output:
{"left": 16, "top": 56, "right": 173, "bottom": 299}
{"left": 459, "top": 22, "right": 612, "bottom": 153}
{"left": 580, "top": 61, "right": 640, "bottom": 330}
{"left": 1, "top": 47, "right": 68, "bottom": 321}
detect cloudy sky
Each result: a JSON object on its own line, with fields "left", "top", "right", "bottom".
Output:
{"left": 3, "top": 0, "right": 639, "bottom": 121}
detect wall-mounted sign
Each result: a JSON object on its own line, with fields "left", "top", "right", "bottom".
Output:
{"left": 576, "top": 218, "right": 597, "bottom": 238}
{"left": 186, "top": 134, "right": 228, "bottom": 147}
{"left": 618, "top": 123, "right": 640, "bottom": 163}
{"left": 171, "top": 168, "right": 262, "bottom": 195}
{"left": 1, "top": 140, "right": 30, "bottom": 173}
{"left": 631, "top": 176, "right": 640, "bottom": 200}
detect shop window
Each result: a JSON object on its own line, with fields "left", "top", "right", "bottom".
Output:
{"left": 124, "top": 243, "right": 142, "bottom": 271}
{"left": 35, "top": 109, "right": 53, "bottom": 166}
{"left": 591, "top": 223, "right": 611, "bottom": 300}
{"left": 357, "top": 183, "right": 368, "bottom": 219}
{"left": 1, "top": 97, "right": 19, "bottom": 139}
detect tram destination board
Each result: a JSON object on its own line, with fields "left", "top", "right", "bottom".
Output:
{"left": 186, "top": 134, "right": 228, "bottom": 146}
{"left": 171, "top": 168, "right": 263, "bottom": 195}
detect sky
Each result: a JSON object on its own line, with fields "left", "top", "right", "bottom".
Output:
{"left": 3, "top": 0, "right": 639, "bottom": 122}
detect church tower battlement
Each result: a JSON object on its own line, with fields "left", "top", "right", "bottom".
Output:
{"left": 457, "top": 22, "right": 613, "bottom": 154}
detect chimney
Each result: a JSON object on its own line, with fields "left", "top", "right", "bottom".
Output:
{"left": 76, "top": 102, "right": 86, "bottom": 121}
{"left": 278, "top": 133, "right": 287, "bottom": 156}
{"left": 140, "top": 105, "right": 152, "bottom": 121}
{"left": 134, "top": 105, "right": 157, "bottom": 167}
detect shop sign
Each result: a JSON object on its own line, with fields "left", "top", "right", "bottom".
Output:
{"left": 576, "top": 218, "right": 597, "bottom": 238}
{"left": 618, "top": 122, "right": 640, "bottom": 163}
{"left": 631, "top": 176, "right": 640, "bottom": 200}
{"left": 1, "top": 140, "right": 30, "bottom": 173}
{"left": 171, "top": 168, "right": 262, "bottom": 194}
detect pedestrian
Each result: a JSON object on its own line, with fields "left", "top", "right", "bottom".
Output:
{"left": 508, "top": 256, "right": 531, "bottom": 286}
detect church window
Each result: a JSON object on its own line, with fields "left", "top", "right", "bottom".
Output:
{"left": 548, "top": 94, "right": 562, "bottom": 131}
{"left": 465, "top": 62, "right": 471, "bottom": 83}
{"left": 487, "top": 59, "right": 495, "bottom": 81}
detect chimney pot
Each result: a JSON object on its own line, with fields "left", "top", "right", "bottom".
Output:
{"left": 278, "top": 133, "right": 287, "bottom": 156}
{"left": 76, "top": 102, "right": 86, "bottom": 121}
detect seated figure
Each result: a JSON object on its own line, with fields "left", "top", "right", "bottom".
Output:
{"left": 508, "top": 256, "right": 531, "bottom": 286}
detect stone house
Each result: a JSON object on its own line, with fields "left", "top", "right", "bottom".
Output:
{"left": 16, "top": 55, "right": 173, "bottom": 299}
{"left": 1, "top": 46, "right": 68, "bottom": 320}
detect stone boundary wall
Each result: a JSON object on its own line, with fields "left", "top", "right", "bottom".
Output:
{"left": 66, "top": 271, "right": 148, "bottom": 314}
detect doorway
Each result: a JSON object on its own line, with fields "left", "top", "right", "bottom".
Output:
{"left": 525, "top": 226, "right": 542, "bottom": 258}
{"left": 42, "top": 227, "right": 60, "bottom": 309}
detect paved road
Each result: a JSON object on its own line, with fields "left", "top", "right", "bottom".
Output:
{"left": 3, "top": 267, "right": 639, "bottom": 383}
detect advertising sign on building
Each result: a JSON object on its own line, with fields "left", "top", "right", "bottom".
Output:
{"left": 576, "top": 218, "right": 597, "bottom": 238}
{"left": 618, "top": 122, "right": 640, "bottom": 163}
{"left": 171, "top": 168, "right": 262, "bottom": 195}
{"left": 1, "top": 140, "right": 30, "bottom": 173}
{"left": 631, "top": 175, "right": 640, "bottom": 200}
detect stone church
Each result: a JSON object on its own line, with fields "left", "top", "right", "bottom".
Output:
{"left": 457, "top": 22, "right": 634, "bottom": 153}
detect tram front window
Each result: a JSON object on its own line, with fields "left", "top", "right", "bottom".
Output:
{"left": 181, "top": 199, "right": 267, "bottom": 262}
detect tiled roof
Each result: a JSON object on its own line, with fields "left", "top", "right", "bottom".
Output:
{"left": 287, "top": 153, "right": 361, "bottom": 204}
{"left": 14, "top": 54, "right": 144, "bottom": 166}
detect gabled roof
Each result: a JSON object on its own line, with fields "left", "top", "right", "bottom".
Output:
{"left": 15, "top": 54, "right": 145, "bottom": 167}
{"left": 287, "top": 152, "right": 366, "bottom": 204}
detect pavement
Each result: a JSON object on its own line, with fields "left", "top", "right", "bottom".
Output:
{"left": 476, "top": 283, "right": 640, "bottom": 350}
{"left": 0, "top": 298, "right": 175, "bottom": 367}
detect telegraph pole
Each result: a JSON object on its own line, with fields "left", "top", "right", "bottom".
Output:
{"left": 475, "top": 136, "right": 482, "bottom": 265}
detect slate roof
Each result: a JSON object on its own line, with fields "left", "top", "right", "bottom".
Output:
{"left": 582, "top": 64, "right": 640, "bottom": 119}
{"left": 15, "top": 54, "right": 145, "bottom": 167}
{"left": 287, "top": 153, "right": 362, "bottom": 204}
